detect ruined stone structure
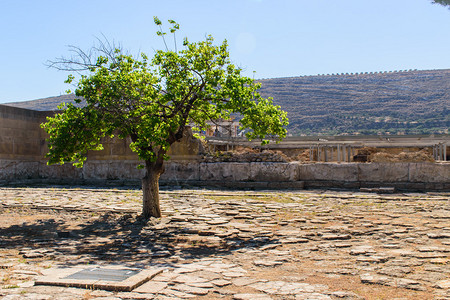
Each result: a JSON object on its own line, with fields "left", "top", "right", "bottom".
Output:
{"left": 1, "top": 104, "right": 449, "bottom": 191}
{"left": 0, "top": 104, "right": 202, "bottom": 182}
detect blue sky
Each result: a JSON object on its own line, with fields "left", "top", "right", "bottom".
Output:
{"left": 1, "top": 0, "right": 449, "bottom": 103}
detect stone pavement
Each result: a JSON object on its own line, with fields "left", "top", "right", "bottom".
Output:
{"left": 0, "top": 186, "right": 449, "bottom": 299}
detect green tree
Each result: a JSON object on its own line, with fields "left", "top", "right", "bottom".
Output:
{"left": 433, "top": 0, "right": 450, "bottom": 6}
{"left": 42, "top": 18, "right": 288, "bottom": 218}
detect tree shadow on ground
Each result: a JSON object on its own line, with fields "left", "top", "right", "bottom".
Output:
{"left": 0, "top": 208, "right": 281, "bottom": 267}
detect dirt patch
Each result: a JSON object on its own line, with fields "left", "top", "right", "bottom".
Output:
{"left": 370, "top": 149, "right": 435, "bottom": 162}
{"left": 203, "top": 147, "right": 291, "bottom": 162}
{"left": 353, "top": 147, "right": 435, "bottom": 163}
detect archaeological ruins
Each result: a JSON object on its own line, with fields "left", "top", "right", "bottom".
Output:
{"left": 1, "top": 104, "right": 448, "bottom": 191}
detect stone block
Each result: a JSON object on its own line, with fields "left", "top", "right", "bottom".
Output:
{"left": 106, "top": 161, "right": 144, "bottom": 180}
{"left": 14, "top": 141, "right": 41, "bottom": 156}
{"left": 0, "top": 160, "right": 16, "bottom": 180}
{"left": 14, "top": 161, "right": 39, "bottom": 179}
{"left": 162, "top": 161, "right": 200, "bottom": 181}
{"left": 358, "top": 163, "right": 409, "bottom": 182}
{"left": 83, "top": 161, "right": 110, "bottom": 179}
{"left": 109, "top": 139, "right": 132, "bottom": 157}
{"left": 298, "top": 163, "right": 358, "bottom": 182}
{"left": 267, "top": 181, "right": 305, "bottom": 189}
{"left": 200, "top": 162, "right": 251, "bottom": 181}
{"left": 0, "top": 141, "right": 13, "bottom": 156}
{"left": 250, "top": 162, "right": 298, "bottom": 182}
{"left": 39, "top": 161, "right": 83, "bottom": 179}
{"left": 409, "top": 162, "right": 450, "bottom": 183}
{"left": 35, "top": 265, "right": 163, "bottom": 292}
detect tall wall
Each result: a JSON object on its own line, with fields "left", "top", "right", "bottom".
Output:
{"left": 0, "top": 105, "right": 51, "bottom": 179}
{"left": 0, "top": 104, "right": 202, "bottom": 182}
{"left": 0, "top": 105, "right": 49, "bottom": 160}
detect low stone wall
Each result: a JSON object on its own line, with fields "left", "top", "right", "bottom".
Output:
{"left": 165, "top": 162, "right": 449, "bottom": 191}
{"left": 2, "top": 159, "right": 449, "bottom": 191}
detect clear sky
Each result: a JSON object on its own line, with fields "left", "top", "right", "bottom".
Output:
{"left": 1, "top": 0, "right": 450, "bottom": 104}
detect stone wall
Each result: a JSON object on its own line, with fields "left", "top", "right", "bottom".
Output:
{"left": 1, "top": 104, "right": 449, "bottom": 191}
{"left": 0, "top": 105, "right": 50, "bottom": 161}
{"left": 0, "top": 105, "right": 50, "bottom": 180}
{"left": 162, "top": 162, "right": 450, "bottom": 191}
{"left": 2, "top": 158, "right": 449, "bottom": 191}
{"left": 0, "top": 104, "right": 203, "bottom": 182}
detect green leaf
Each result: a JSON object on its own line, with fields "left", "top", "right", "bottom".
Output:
{"left": 153, "top": 16, "right": 162, "bottom": 25}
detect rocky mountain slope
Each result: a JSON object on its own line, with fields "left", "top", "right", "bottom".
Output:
{"left": 257, "top": 69, "right": 449, "bottom": 135}
{"left": 4, "top": 69, "right": 449, "bottom": 135}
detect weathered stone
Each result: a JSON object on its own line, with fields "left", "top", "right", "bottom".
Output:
{"left": 295, "top": 293, "right": 332, "bottom": 300}
{"left": 434, "top": 280, "right": 450, "bottom": 289}
{"left": 173, "top": 275, "right": 210, "bottom": 284}
{"left": 133, "top": 281, "right": 168, "bottom": 294}
{"left": 280, "top": 237, "right": 310, "bottom": 244}
{"left": 427, "top": 232, "right": 450, "bottom": 239}
{"left": 233, "top": 293, "right": 273, "bottom": 300}
{"left": 298, "top": 163, "right": 358, "bottom": 182}
{"left": 185, "top": 281, "right": 214, "bottom": 288}
{"left": 350, "top": 246, "right": 376, "bottom": 255}
{"left": 395, "top": 278, "right": 426, "bottom": 291}
{"left": 161, "top": 161, "right": 200, "bottom": 181}
{"left": 250, "top": 281, "right": 328, "bottom": 295}
{"left": 200, "top": 162, "right": 251, "bottom": 182}
{"left": 12, "top": 270, "right": 40, "bottom": 276}
{"left": 250, "top": 162, "right": 299, "bottom": 182}
{"left": 360, "top": 273, "right": 392, "bottom": 286}
{"left": 116, "top": 292, "right": 155, "bottom": 299}
{"left": 377, "top": 267, "right": 412, "bottom": 277}
{"left": 321, "top": 234, "right": 351, "bottom": 240}
{"left": 160, "top": 288, "right": 196, "bottom": 298}
{"left": 253, "top": 260, "right": 284, "bottom": 267}
{"left": 259, "top": 244, "right": 281, "bottom": 251}
{"left": 356, "top": 255, "right": 390, "bottom": 263}
{"left": 409, "top": 162, "right": 450, "bottom": 183}
{"left": 358, "top": 163, "right": 409, "bottom": 182}
{"left": 172, "top": 283, "right": 210, "bottom": 295}
{"left": 22, "top": 251, "right": 44, "bottom": 258}
{"left": 206, "top": 218, "right": 229, "bottom": 225}
{"left": 330, "top": 291, "right": 365, "bottom": 299}
{"left": 232, "top": 277, "right": 263, "bottom": 287}
{"left": 210, "top": 279, "right": 231, "bottom": 287}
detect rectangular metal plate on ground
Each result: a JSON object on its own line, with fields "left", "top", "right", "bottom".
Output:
{"left": 35, "top": 265, "right": 163, "bottom": 291}
{"left": 65, "top": 267, "right": 140, "bottom": 282}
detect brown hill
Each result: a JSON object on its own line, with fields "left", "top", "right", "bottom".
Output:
{"left": 257, "top": 69, "right": 450, "bottom": 135}
{"left": 3, "top": 69, "right": 449, "bottom": 135}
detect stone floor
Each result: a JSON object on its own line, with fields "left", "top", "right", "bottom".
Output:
{"left": 0, "top": 186, "right": 449, "bottom": 299}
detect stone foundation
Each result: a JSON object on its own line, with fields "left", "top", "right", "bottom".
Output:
{"left": 1, "top": 159, "right": 449, "bottom": 192}
{"left": 1, "top": 104, "right": 449, "bottom": 191}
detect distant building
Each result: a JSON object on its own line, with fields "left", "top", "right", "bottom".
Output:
{"left": 204, "top": 119, "right": 240, "bottom": 137}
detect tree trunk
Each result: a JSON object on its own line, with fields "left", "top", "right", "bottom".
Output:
{"left": 142, "top": 161, "right": 164, "bottom": 218}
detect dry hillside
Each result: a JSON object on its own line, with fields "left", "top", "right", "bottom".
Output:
{"left": 4, "top": 69, "right": 450, "bottom": 136}
{"left": 258, "top": 69, "right": 450, "bottom": 135}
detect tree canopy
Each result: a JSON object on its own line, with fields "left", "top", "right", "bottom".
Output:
{"left": 433, "top": 0, "right": 450, "bottom": 6}
{"left": 42, "top": 17, "right": 288, "bottom": 218}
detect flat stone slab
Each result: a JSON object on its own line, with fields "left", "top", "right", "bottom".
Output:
{"left": 35, "top": 265, "right": 163, "bottom": 291}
